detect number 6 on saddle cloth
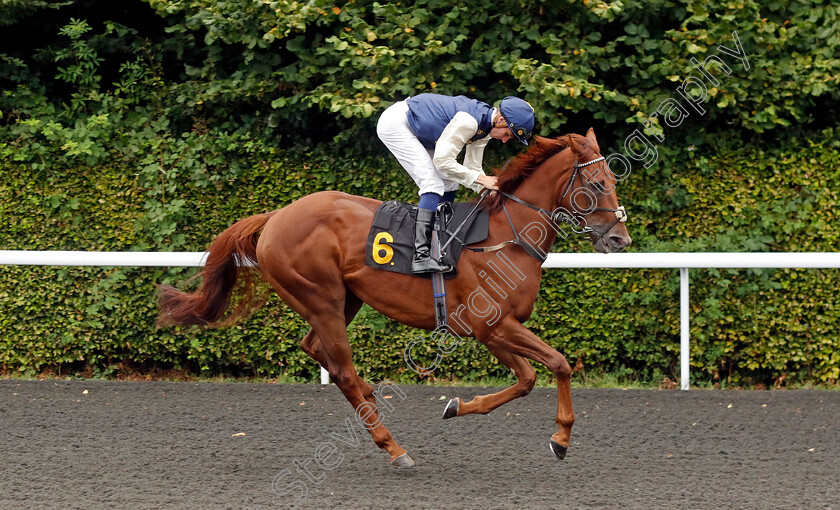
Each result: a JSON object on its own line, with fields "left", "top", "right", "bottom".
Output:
{"left": 364, "top": 201, "right": 490, "bottom": 279}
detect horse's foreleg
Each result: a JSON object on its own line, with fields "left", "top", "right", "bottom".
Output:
{"left": 481, "top": 315, "right": 574, "bottom": 460}
{"left": 443, "top": 346, "right": 535, "bottom": 419}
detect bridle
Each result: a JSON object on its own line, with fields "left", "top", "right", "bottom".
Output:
{"left": 440, "top": 155, "right": 628, "bottom": 263}
{"left": 564, "top": 156, "right": 627, "bottom": 244}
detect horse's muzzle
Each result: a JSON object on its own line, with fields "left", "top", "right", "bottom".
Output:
{"left": 590, "top": 228, "right": 631, "bottom": 253}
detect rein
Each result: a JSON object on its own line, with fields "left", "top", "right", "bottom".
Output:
{"left": 462, "top": 198, "right": 552, "bottom": 262}
{"left": 446, "top": 156, "right": 627, "bottom": 263}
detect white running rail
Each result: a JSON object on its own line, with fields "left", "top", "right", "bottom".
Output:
{"left": 3, "top": 251, "right": 840, "bottom": 389}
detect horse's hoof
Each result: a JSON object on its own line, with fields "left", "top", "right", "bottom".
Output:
{"left": 442, "top": 397, "right": 460, "bottom": 420}
{"left": 549, "top": 439, "right": 568, "bottom": 460}
{"left": 390, "top": 452, "right": 416, "bottom": 469}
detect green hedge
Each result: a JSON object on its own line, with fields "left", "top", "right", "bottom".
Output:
{"left": 2, "top": 130, "right": 839, "bottom": 385}
{"left": 3, "top": 0, "right": 839, "bottom": 153}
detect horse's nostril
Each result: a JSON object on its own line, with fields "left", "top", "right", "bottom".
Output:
{"left": 609, "top": 236, "right": 626, "bottom": 247}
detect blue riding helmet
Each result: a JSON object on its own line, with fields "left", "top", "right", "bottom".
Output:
{"left": 499, "top": 96, "right": 535, "bottom": 145}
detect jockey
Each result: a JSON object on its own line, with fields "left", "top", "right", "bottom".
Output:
{"left": 377, "top": 93, "right": 535, "bottom": 273}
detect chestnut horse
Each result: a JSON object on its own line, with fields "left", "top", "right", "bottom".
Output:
{"left": 157, "top": 129, "right": 631, "bottom": 468}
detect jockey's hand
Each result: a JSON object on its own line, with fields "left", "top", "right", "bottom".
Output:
{"left": 476, "top": 174, "right": 499, "bottom": 191}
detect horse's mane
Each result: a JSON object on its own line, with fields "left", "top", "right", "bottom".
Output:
{"left": 482, "top": 134, "right": 597, "bottom": 211}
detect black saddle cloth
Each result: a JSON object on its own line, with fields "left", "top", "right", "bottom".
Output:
{"left": 365, "top": 201, "right": 489, "bottom": 278}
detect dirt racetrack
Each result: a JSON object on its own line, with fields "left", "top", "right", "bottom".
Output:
{"left": 1, "top": 379, "right": 838, "bottom": 510}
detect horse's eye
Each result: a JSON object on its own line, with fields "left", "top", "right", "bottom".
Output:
{"left": 589, "top": 180, "right": 607, "bottom": 193}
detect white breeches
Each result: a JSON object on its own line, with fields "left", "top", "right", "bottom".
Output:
{"left": 376, "top": 100, "right": 460, "bottom": 196}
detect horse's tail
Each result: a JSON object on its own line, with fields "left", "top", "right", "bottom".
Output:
{"left": 156, "top": 211, "right": 277, "bottom": 328}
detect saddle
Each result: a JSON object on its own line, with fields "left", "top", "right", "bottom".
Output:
{"left": 365, "top": 201, "right": 490, "bottom": 279}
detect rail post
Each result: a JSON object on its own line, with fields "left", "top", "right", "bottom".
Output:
{"left": 680, "top": 268, "right": 690, "bottom": 390}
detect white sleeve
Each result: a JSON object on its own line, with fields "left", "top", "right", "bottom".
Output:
{"left": 463, "top": 137, "right": 490, "bottom": 192}
{"left": 432, "top": 111, "right": 487, "bottom": 193}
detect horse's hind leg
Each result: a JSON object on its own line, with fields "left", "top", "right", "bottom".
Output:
{"left": 299, "top": 292, "right": 382, "bottom": 416}
{"left": 299, "top": 291, "right": 364, "bottom": 381}
{"left": 443, "top": 346, "right": 536, "bottom": 419}
{"left": 264, "top": 274, "right": 413, "bottom": 467}
{"left": 306, "top": 313, "right": 413, "bottom": 467}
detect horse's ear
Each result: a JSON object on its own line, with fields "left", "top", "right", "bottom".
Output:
{"left": 585, "top": 128, "right": 600, "bottom": 153}
{"left": 567, "top": 134, "right": 578, "bottom": 152}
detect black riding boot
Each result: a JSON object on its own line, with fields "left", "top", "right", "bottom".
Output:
{"left": 412, "top": 208, "right": 452, "bottom": 274}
